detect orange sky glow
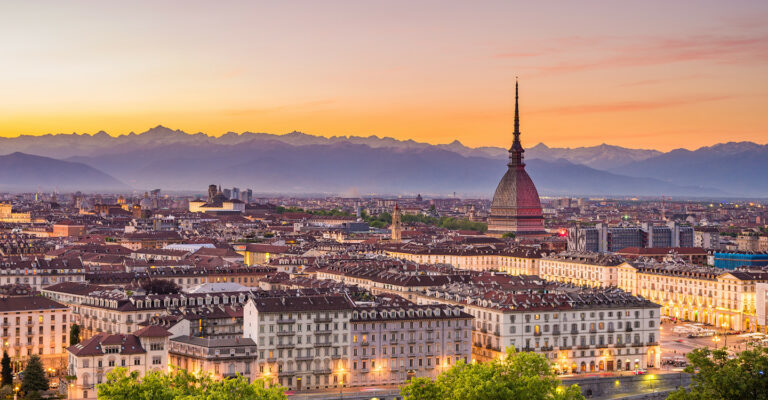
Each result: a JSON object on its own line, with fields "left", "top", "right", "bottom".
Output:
{"left": 1, "top": 1, "right": 767, "bottom": 151}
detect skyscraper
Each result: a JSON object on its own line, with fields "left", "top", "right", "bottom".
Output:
{"left": 487, "top": 80, "right": 546, "bottom": 237}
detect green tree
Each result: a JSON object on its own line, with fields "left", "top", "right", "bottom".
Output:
{"left": 502, "top": 232, "right": 516, "bottom": 239}
{"left": 20, "top": 355, "right": 48, "bottom": 398}
{"left": 97, "top": 367, "right": 287, "bottom": 400}
{"left": 69, "top": 324, "right": 81, "bottom": 346}
{"left": 402, "top": 347, "right": 584, "bottom": 400}
{"left": 0, "top": 351, "right": 11, "bottom": 387}
{"left": 667, "top": 346, "right": 768, "bottom": 400}
{"left": 401, "top": 377, "right": 443, "bottom": 400}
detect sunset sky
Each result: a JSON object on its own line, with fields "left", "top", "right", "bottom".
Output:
{"left": 1, "top": 1, "right": 767, "bottom": 151}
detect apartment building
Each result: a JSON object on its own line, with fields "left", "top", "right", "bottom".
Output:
{"left": 168, "top": 336, "right": 258, "bottom": 381}
{"left": 0, "top": 296, "right": 69, "bottom": 373}
{"left": 42, "top": 282, "right": 253, "bottom": 339}
{"left": 620, "top": 264, "right": 768, "bottom": 332}
{"left": 538, "top": 253, "right": 768, "bottom": 332}
{"left": 417, "top": 282, "right": 660, "bottom": 373}
{"left": 243, "top": 295, "right": 353, "bottom": 391}
{"left": 348, "top": 302, "right": 472, "bottom": 387}
{"left": 383, "top": 244, "right": 542, "bottom": 275}
{"left": 538, "top": 253, "right": 627, "bottom": 288}
{"left": 0, "top": 258, "right": 86, "bottom": 291}
{"left": 67, "top": 326, "right": 170, "bottom": 400}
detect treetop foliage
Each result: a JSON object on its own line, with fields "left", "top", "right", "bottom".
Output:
{"left": 401, "top": 347, "right": 583, "bottom": 400}
{"left": 668, "top": 346, "right": 768, "bottom": 400}
{"left": 97, "top": 368, "right": 287, "bottom": 400}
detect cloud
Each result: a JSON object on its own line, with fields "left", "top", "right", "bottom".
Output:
{"left": 617, "top": 73, "right": 709, "bottom": 87}
{"left": 535, "top": 95, "right": 734, "bottom": 115}
{"left": 499, "top": 31, "right": 768, "bottom": 75}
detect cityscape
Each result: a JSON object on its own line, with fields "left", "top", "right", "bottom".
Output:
{"left": 2, "top": 1, "right": 768, "bottom": 400}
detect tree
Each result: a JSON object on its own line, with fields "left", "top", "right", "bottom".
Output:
{"left": 402, "top": 347, "right": 584, "bottom": 400}
{"left": 667, "top": 346, "right": 768, "bottom": 400}
{"left": 97, "top": 367, "right": 287, "bottom": 400}
{"left": 20, "top": 355, "right": 48, "bottom": 398}
{"left": 502, "top": 232, "right": 516, "bottom": 239}
{"left": 0, "top": 351, "right": 11, "bottom": 387}
{"left": 141, "top": 279, "right": 181, "bottom": 295}
{"left": 69, "top": 324, "right": 81, "bottom": 346}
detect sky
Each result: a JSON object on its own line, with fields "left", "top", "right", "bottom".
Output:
{"left": 1, "top": 1, "right": 767, "bottom": 151}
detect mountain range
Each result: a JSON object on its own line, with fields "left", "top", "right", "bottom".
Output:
{"left": 0, "top": 126, "right": 764, "bottom": 197}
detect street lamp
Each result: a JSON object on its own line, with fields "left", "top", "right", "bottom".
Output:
{"left": 336, "top": 365, "right": 345, "bottom": 400}
{"left": 712, "top": 335, "right": 721, "bottom": 348}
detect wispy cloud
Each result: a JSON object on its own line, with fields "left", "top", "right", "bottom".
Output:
{"left": 495, "top": 30, "right": 768, "bottom": 75}
{"left": 555, "top": 33, "right": 767, "bottom": 74}
{"left": 617, "top": 73, "right": 709, "bottom": 88}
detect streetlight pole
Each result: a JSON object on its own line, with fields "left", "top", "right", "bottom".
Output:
{"left": 336, "top": 366, "right": 345, "bottom": 400}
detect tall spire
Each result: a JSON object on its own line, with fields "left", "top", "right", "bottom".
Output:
{"left": 514, "top": 78, "right": 520, "bottom": 136}
{"left": 508, "top": 77, "right": 525, "bottom": 167}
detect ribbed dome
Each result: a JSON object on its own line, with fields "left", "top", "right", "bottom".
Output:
{"left": 491, "top": 166, "right": 542, "bottom": 212}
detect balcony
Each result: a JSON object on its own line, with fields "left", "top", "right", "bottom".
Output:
{"left": 631, "top": 342, "right": 644, "bottom": 348}
{"left": 540, "top": 346, "right": 554, "bottom": 351}
{"left": 361, "top": 342, "right": 369, "bottom": 346}
{"left": 577, "top": 345, "right": 590, "bottom": 350}
{"left": 296, "top": 355, "right": 314, "bottom": 361}
{"left": 625, "top": 326, "right": 633, "bottom": 332}
{"left": 647, "top": 342, "right": 660, "bottom": 346}
{"left": 314, "top": 317, "right": 332, "bottom": 323}
{"left": 314, "top": 329, "right": 332, "bottom": 335}
{"left": 570, "top": 329, "right": 579, "bottom": 335}
{"left": 316, "top": 342, "right": 332, "bottom": 348}
{"left": 276, "top": 331, "right": 295, "bottom": 336}
{"left": 615, "top": 343, "right": 626, "bottom": 348}
{"left": 607, "top": 328, "right": 615, "bottom": 333}
{"left": 552, "top": 330, "right": 561, "bottom": 336}
{"left": 277, "top": 319, "right": 296, "bottom": 324}
{"left": 267, "top": 357, "right": 277, "bottom": 362}
{"left": 276, "top": 343, "right": 294, "bottom": 349}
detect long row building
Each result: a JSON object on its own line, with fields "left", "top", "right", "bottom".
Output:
{"left": 385, "top": 245, "right": 768, "bottom": 332}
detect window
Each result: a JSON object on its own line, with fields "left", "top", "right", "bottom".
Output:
{"left": 152, "top": 356, "right": 162, "bottom": 365}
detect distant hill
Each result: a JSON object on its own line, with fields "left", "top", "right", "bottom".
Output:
{"left": 64, "top": 140, "right": 720, "bottom": 196}
{"left": 0, "top": 126, "right": 761, "bottom": 196}
{"left": 614, "top": 142, "right": 768, "bottom": 196}
{"left": 0, "top": 152, "right": 126, "bottom": 191}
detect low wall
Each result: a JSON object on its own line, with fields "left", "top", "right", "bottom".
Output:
{"left": 562, "top": 373, "right": 691, "bottom": 399}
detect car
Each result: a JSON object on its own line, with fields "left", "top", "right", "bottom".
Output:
{"left": 633, "top": 369, "right": 647, "bottom": 375}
